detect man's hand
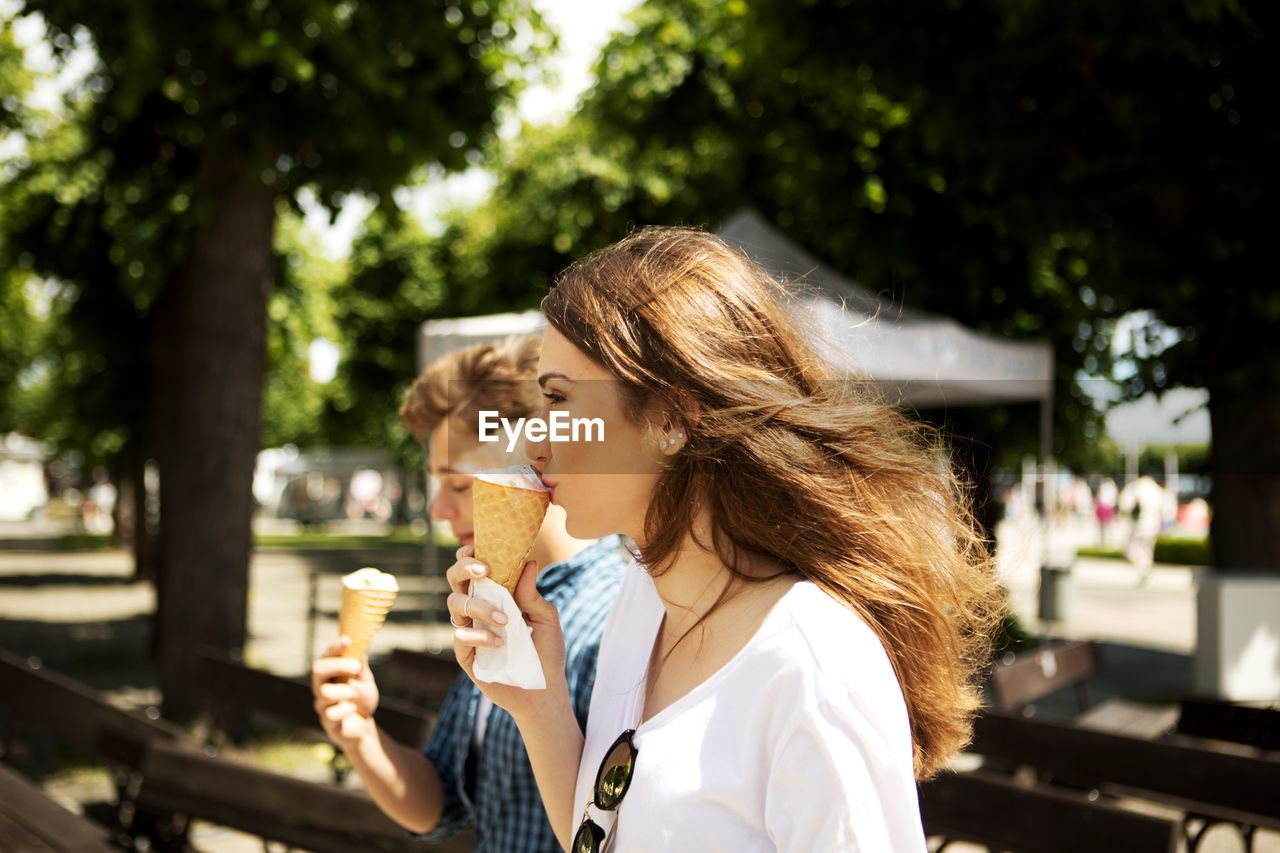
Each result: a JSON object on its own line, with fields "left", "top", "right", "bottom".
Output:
{"left": 311, "top": 636, "right": 381, "bottom": 748}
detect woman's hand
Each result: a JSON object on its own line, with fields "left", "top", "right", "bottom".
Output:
{"left": 446, "top": 545, "right": 571, "bottom": 721}
{"left": 311, "top": 636, "right": 381, "bottom": 749}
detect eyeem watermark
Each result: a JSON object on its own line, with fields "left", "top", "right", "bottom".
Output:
{"left": 478, "top": 410, "right": 605, "bottom": 452}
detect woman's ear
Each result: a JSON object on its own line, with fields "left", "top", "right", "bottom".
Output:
{"left": 647, "top": 389, "right": 697, "bottom": 454}
{"left": 657, "top": 422, "right": 687, "bottom": 454}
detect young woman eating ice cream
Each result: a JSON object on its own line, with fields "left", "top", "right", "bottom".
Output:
{"left": 445, "top": 228, "right": 1002, "bottom": 852}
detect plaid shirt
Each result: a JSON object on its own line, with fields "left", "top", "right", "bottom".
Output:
{"left": 417, "top": 536, "right": 626, "bottom": 852}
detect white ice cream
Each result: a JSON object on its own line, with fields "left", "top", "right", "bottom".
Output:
{"left": 341, "top": 567, "right": 399, "bottom": 592}
{"left": 474, "top": 464, "right": 550, "bottom": 493}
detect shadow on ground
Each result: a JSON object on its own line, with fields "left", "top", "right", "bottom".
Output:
{"left": 0, "top": 572, "right": 142, "bottom": 587}
{"left": 0, "top": 614, "right": 155, "bottom": 692}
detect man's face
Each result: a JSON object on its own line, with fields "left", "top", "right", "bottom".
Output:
{"left": 426, "top": 421, "right": 510, "bottom": 547}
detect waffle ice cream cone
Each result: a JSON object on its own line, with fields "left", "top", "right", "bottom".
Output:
{"left": 473, "top": 465, "right": 552, "bottom": 595}
{"left": 338, "top": 567, "right": 398, "bottom": 659}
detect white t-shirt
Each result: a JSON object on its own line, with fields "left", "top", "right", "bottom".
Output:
{"left": 573, "top": 559, "right": 926, "bottom": 852}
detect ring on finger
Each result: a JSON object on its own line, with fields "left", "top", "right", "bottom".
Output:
{"left": 449, "top": 595, "right": 470, "bottom": 629}
{"left": 463, "top": 596, "right": 475, "bottom": 621}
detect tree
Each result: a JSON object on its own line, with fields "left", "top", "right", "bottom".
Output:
{"left": 781, "top": 0, "right": 1277, "bottom": 570}
{"left": 261, "top": 211, "right": 346, "bottom": 452}
{"left": 1, "top": 19, "right": 42, "bottom": 435}
{"left": 422, "top": 0, "right": 1276, "bottom": 569}
{"left": 9, "top": 0, "right": 545, "bottom": 721}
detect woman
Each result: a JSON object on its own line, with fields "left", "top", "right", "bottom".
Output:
{"left": 311, "top": 335, "right": 626, "bottom": 853}
{"left": 446, "top": 229, "right": 1001, "bottom": 851}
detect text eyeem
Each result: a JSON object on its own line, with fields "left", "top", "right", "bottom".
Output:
{"left": 478, "top": 410, "right": 605, "bottom": 452}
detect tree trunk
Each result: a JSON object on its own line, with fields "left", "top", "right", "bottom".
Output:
{"left": 1208, "top": 391, "right": 1280, "bottom": 572}
{"left": 120, "top": 437, "right": 158, "bottom": 584}
{"left": 151, "top": 155, "right": 275, "bottom": 724}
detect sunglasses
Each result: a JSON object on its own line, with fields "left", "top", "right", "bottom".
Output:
{"left": 573, "top": 729, "right": 638, "bottom": 853}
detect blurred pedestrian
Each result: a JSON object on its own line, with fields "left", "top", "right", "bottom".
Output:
{"left": 1118, "top": 472, "right": 1174, "bottom": 583}
{"left": 1094, "top": 477, "right": 1118, "bottom": 545}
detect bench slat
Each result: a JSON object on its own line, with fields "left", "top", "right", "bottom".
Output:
{"left": 0, "top": 762, "right": 117, "bottom": 852}
{"left": 195, "top": 647, "right": 434, "bottom": 748}
{"left": 920, "top": 769, "right": 1178, "bottom": 853}
{"left": 1176, "top": 697, "right": 1280, "bottom": 752}
{"left": 989, "top": 640, "right": 1097, "bottom": 712}
{"left": 136, "top": 741, "right": 432, "bottom": 853}
{"left": 0, "top": 648, "right": 183, "bottom": 769}
{"left": 972, "top": 711, "right": 1280, "bottom": 828}
{"left": 379, "top": 647, "right": 461, "bottom": 709}
{"left": 0, "top": 811, "right": 57, "bottom": 853}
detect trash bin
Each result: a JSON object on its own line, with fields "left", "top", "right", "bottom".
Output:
{"left": 1038, "top": 564, "right": 1073, "bottom": 623}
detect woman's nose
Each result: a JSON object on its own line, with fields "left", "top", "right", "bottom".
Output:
{"left": 430, "top": 490, "right": 454, "bottom": 521}
{"left": 523, "top": 431, "right": 551, "bottom": 468}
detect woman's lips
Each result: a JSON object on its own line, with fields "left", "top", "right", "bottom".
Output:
{"left": 541, "top": 480, "right": 558, "bottom": 503}
{"left": 457, "top": 532, "right": 474, "bottom": 546}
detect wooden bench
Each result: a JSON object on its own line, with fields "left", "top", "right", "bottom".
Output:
{"left": 378, "top": 646, "right": 463, "bottom": 710}
{"left": 1174, "top": 697, "right": 1280, "bottom": 753}
{"left": 970, "top": 710, "right": 1280, "bottom": 852}
{"left": 988, "top": 640, "right": 1098, "bottom": 715}
{"left": 195, "top": 646, "right": 435, "bottom": 750}
{"left": 0, "top": 649, "right": 465, "bottom": 851}
{"left": 0, "top": 648, "right": 189, "bottom": 847}
{"left": 988, "top": 640, "right": 1178, "bottom": 739}
{"left": 0, "top": 761, "right": 118, "bottom": 852}
{"left": 919, "top": 768, "right": 1178, "bottom": 853}
{"left": 135, "top": 739, "right": 472, "bottom": 853}
{"left": 0, "top": 648, "right": 185, "bottom": 772}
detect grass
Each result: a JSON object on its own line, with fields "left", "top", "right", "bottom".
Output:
{"left": 1076, "top": 535, "right": 1211, "bottom": 566}
{"left": 51, "top": 533, "right": 119, "bottom": 551}
{"left": 51, "top": 527, "right": 456, "bottom": 552}
{"left": 254, "top": 530, "right": 427, "bottom": 550}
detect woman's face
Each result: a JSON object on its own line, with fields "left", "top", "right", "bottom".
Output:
{"left": 426, "top": 422, "right": 510, "bottom": 548}
{"left": 528, "top": 326, "right": 667, "bottom": 542}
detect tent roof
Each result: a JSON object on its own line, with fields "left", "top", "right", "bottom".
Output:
{"left": 419, "top": 209, "right": 1053, "bottom": 408}
{"left": 716, "top": 209, "right": 1053, "bottom": 407}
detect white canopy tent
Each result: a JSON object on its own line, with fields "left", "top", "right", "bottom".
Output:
{"left": 716, "top": 209, "right": 1053, "bottom": 409}
{"left": 419, "top": 208, "right": 1053, "bottom": 417}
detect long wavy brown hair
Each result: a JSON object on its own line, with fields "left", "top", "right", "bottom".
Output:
{"left": 542, "top": 226, "right": 1001, "bottom": 780}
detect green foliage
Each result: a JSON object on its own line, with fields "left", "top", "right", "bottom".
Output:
{"left": 319, "top": 208, "right": 446, "bottom": 468}
{"left": 416, "top": 0, "right": 1274, "bottom": 482}
{"left": 0, "top": 19, "right": 32, "bottom": 132}
{"left": 261, "top": 209, "right": 345, "bottom": 449}
{"left": 0, "top": 25, "right": 39, "bottom": 433}
{"left": 1072, "top": 436, "right": 1210, "bottom": 483}
{"left": 13, "top": 0, "right": 545, "bottom": 302}
{"left": 1077, "top": 535, "right": 1211, "bottom": 566}
{"left": 4, "top": 0, "right": 547, "bottom": 468}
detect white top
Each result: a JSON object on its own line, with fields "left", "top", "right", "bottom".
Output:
{"left": 573, "top": 559, "right": 926, "bottom": 852}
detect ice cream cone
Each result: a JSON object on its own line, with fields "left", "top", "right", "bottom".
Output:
{"left": 338, "top": 567, "right": 398, "bottom": 659}
{"left": 473, "top": 465, "right": 551, "bottom": 595}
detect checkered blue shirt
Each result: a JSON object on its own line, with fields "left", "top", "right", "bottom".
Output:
{"left": 416, "top": 535, "right": 626, "bottom": 852}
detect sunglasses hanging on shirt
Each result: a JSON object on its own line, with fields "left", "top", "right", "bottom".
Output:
{"left": 573, "top": 729, "right": 638, "bottom": 853}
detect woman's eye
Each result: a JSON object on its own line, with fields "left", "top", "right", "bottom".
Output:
{"left": 450, "top": 483, "right": 472, "bottom": 494}
{"left": 542, "top": 391, "right": 566, "bottom": 405}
